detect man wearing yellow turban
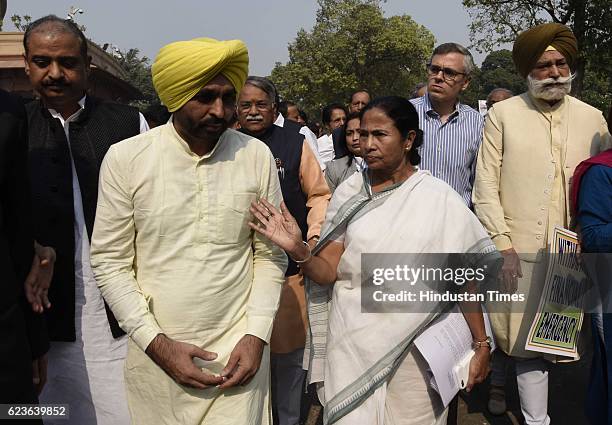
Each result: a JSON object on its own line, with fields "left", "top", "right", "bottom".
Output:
{"left": 473, "top": 23, "right": 611, "bottom": 425}
{"left": 90, "top": 38, "right": 288, "bottom": 425}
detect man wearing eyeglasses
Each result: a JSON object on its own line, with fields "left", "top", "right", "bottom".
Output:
{"left": 237, "top": 76, "right": 330, "bottom": 425}
{"left": 473, "top": 23, "right": 611, "bottom": 425}
{"left": 410, "top": 42, "right": 483, "bottom": 207}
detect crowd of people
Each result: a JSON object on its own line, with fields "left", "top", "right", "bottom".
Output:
{"left": 1, "top": 12, "right": 611, "bottom": 425}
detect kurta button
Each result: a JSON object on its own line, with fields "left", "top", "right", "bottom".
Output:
{"left": 538, "top": 221, "right": 543, "bottom": 225}
{"left": 536, "top": 235, "right": 543, "bottom": 240}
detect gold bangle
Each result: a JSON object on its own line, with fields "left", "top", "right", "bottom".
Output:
{"left": 290, "top": 240, "right": 312, "bottom": 264}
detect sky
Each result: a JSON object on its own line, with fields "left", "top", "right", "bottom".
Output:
{"left": 6, "top": 0, "right": 507, "bottom": 76}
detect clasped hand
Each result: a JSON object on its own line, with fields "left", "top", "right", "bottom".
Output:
{"left": 146, "top": 334, "right": 265, "bottom": 390}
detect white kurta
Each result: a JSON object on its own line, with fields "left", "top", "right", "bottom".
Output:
{"left": 39, "top": 98, "right": 148, "bottom": 425}
{"left": 317, "top": 133, "right": 335, "bottom": 165}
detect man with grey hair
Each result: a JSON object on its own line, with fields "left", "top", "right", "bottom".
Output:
{"left": 237, "top": 76, "right": 330, "bottom": 425}
{"left": 410, "top": 42, "right": 484, "bottom": 207}
{"left": 473, "top": 23, "right": 611, "bottom": 424}
{"left": 486, "top": 88, "right": 514, "bottom": 110}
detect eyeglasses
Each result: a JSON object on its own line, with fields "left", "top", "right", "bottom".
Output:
{"left": 238, "top": 101, "right": 273, "bottom": 112}
{"left": 426, "top": 64, "right": 466, "bottom": 82}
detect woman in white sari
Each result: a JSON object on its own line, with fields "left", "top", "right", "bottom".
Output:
{"left": 250, "top": 97, "right": 501, "bottom": 425}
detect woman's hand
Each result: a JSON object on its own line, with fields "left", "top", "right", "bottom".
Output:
{"left": 466, "top": 347, "right": 491, "bottom": 392}
{"left": 249, "top": 199, "right": 304, "bottom": 256}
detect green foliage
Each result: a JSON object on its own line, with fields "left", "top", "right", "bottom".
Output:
{"left": 461, "top": 50, "right": 527, "bottom": 108}
{"left": 11, "top": 14, "right": 31, "bottom": 32}
{"left": 270, "top": 0, "right": 434, "bottom": 121}
{"left": 116, "top": 48, "right": 159, "bottom": 110}
{"left": 462, "top": 0, "right": 612, "bottom": 112}
{"left": 581, "top": 63, "right": 611, "bottom": 115}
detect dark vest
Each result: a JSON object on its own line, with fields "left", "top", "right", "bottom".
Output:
{"left": 242, "top": 125, "right": 308, "bottom": 276}
{"left": 26, "top": 96, "right": 140, "bottom": 341}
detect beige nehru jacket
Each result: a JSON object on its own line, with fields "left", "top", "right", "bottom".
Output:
{"left": 473, "top": 93, "right": 611, "bottom": 254}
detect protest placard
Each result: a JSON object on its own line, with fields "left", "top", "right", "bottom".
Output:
{"left": 525, "top": 226, "right": 586, "bottom": 358}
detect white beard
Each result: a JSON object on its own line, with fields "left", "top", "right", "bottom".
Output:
{"left": 527, "top": 73, "right": 574, "bottom": 101}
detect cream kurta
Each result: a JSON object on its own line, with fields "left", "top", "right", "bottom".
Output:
{"left": 473, "top": 93, "right": 611, "bottom": 357}
{"left": 90, "top": 123, "right": 288, "bottom": 424}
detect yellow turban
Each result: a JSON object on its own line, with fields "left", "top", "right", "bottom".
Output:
{"left": 152, "top": 38, "right": 249, "bottom": 112}
{"left": 512, "top": 23, "right": 578, "bottom": 78}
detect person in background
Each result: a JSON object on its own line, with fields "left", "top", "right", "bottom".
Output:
{"left": 348, "top": 89, "right": 370, "bottom": 113}
{"left": 143, "top": 104, "right": 170, "bottom": 128}
{"left": 277, "top": 99, "right": 325, "bottom": 170}
{"left": 298, "top": 109, "right": 308, "bottom": 126}
{"left": 486, "top": 88, "right": 514, "bottom": 110}
{"left": 410, "top": 43, "right": 483, "bottom": 207}
{"left": 410, "top": 82, "right": 427, "bottom": 99}
{"left": 324, "top": 112, "right": 365, "bottom": 193}
{"left": 278, "top": 100, "right": 301, "bottom": 123}
{"left": 318, "top": 103, "right": 347, "bottom": 164}
{"left": 330, "top": 90, "right": 371, "bottom": 162}
{"left": 238, "top": 76, "right": 330, "bottom": 425}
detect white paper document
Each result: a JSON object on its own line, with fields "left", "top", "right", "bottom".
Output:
{"left": 414, "top": 306, "right": 495, "bottom": 407}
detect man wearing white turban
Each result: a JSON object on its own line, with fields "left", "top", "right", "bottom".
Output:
{"left": 90, "top": 38, "right": 288, "bottom": 425}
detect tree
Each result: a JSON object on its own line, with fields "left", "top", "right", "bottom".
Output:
{"left": 462, "top": 0, "right": 612, "bottom": 112}
{"left": 461, "top": 49, "right": 527, "bottom": 107}
{"left": 11, "top": 14, "right": 31, "bottom": 31}
{"left": 115, "top": 48, "right": 159, "bottom": 109}
{"left": 270, "top": 0, "right": 435, "bottom": 121}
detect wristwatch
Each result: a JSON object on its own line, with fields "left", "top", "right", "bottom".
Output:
{"left": 472, "top": 336, "right": 493, "bottom": 350}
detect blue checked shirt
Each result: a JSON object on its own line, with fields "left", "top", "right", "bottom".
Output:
{"left": 410, "top": 95, "right": 484, "bottom": 207}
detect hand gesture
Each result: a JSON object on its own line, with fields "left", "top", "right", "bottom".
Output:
{"left": 145, "top": 334, "right": 223, "bottom": 389}
{"left": 249, "top": 199, "right": 303, "bottom": 253}
{"left": 466, "top": 348, "right": 491, "bottom": 392}
{"left": 218, "top": 334, "right": 264, "bottom": 389}
{"left": 499, "top": 248, "right": 522, "bottom": 294}
{"left": 25, "top": 242, "right": 56, "bottom": 313}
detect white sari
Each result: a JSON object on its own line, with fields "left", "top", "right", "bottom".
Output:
{"left": 304, "top": 170, "right": 500, "bottom": 424}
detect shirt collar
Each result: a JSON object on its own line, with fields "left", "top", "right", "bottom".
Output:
{"left": 424, "top": 94, "right": 461, "bottom": 120}
{"left": 48, "top": 95, "right": 87, "bottom": 125}
{"left": 167, "top": 118, "right": 228, "bottom": 160}
{"left": 274, "top": 113, "right": 284, "bottom": 127}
